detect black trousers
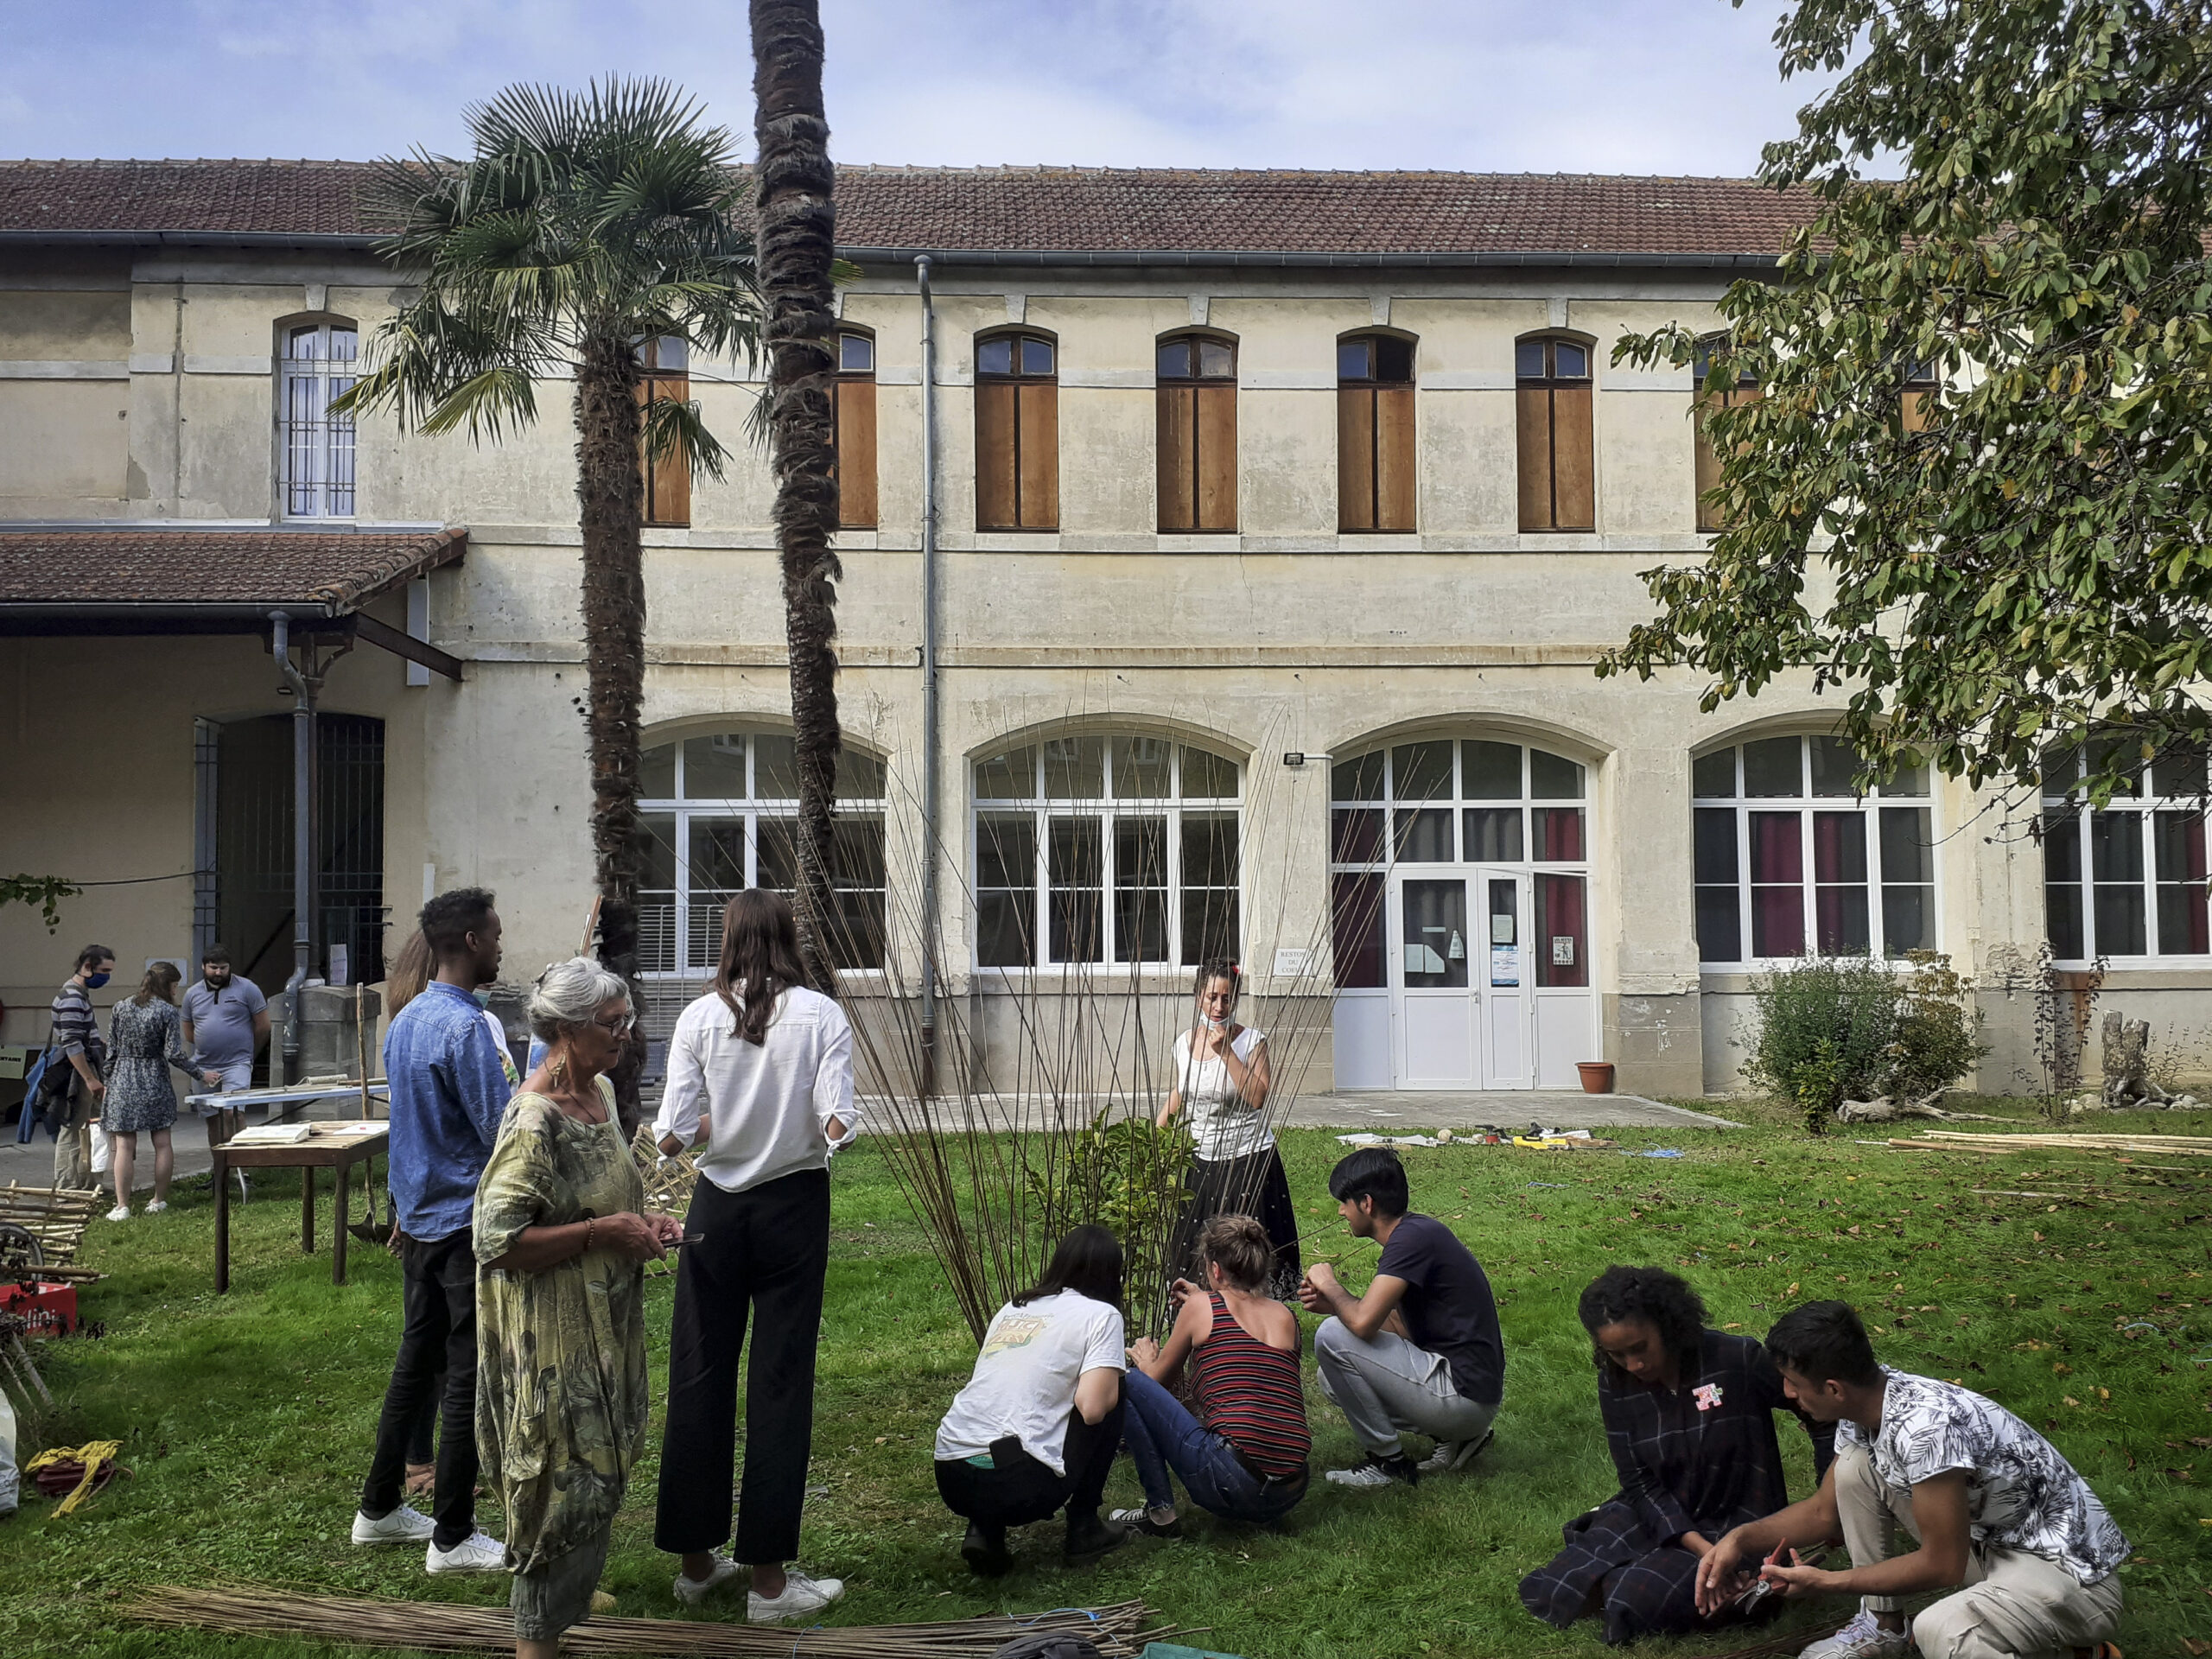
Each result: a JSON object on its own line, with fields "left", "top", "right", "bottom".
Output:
{"left": 360, "top": 1229, "right": 480, "bottom": 1548}
{"left": 655, "top": 1167, "right": 830, "bottom": 1565}
{"left": 933, "top": 1402, "right": 1126, "bottom": 1533}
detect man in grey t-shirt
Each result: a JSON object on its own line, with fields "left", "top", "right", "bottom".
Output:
{"left": 181, "top": 945, "right": 268, "bottom": 1155}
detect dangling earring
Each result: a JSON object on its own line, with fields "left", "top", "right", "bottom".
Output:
{"left": 550, "top": 1051, "right": 569, "bottom": 1089}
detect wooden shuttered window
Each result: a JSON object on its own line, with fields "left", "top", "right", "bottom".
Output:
{"left": 637, "top": 336, "right": 691, "bottom": 527}
{"left": 1156, "top": 334, "right": 1236, "bottom": 531}
{"left": 1693, "top": 348, "right": 1762, "bottom": 532}
{"left": 976, "top": 332, "right": 1058, "bottom": 531}
{"left": 830, "top": 330, "right": 877, "bottom": 530}
{"left": 1900, "top": 363, "right": 1939, "bottom": 434}
{"left": 1337, "top": 334, "right": 1416, "bottom": 533}
{"left": 1516, "top": 336, "right": 1595, "bottom": 532}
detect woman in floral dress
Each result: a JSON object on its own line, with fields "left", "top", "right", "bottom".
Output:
{"left": 102, "top": 962, "right": 214, "bottom": 1220}
{"left": 474, "top": 957, "right": 680, "bottom": 1658}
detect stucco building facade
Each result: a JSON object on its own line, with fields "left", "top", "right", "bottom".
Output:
{"left": 1, "top": 162, "right": 2188, "bottom": 1102}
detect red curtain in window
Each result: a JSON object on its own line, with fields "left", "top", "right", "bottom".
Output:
{"left": 1535, "top": 873, "right": 1587, "bottom": 987}
{"left": 1332, "top": 872, "right": 1385, "bottom": 988}
{"left": 1749, "top": 810, "right": 1805, "bottom": 957}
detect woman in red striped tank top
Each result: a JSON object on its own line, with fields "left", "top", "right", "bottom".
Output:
{"left": 1112, "top": 1215, "right": 1311, "bottom": 1535}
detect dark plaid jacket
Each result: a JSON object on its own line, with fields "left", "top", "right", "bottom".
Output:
{"left": 1522, "top": 1329, "right": 1833, "bottom": 1640}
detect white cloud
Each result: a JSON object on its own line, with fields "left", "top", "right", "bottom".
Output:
{"left": 13, "top": 0, "right": 1820, "bottom": 174}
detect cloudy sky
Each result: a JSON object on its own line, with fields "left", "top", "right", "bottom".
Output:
{"left": 3, "top": 0, "right": 1818, "bottom": 176}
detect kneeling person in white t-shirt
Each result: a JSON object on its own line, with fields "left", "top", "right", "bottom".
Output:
{"left": 934, "top": 1225, "right": 1129, "bottom": 1576}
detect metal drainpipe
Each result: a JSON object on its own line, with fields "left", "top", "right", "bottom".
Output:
{"left": 915, "top": 254, "right": 940, "bottom": 1099}
{"left": 270, "top": 611, "right": 315, "bottom": 1084}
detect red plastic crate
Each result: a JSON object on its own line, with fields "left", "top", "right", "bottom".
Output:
{"left": 0, "top": 1280, "right": 78, "bottom": 1337}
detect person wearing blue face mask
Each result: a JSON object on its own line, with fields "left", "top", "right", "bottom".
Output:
{"left": 47, "top": 944, "right": 116, "bottom": 1191}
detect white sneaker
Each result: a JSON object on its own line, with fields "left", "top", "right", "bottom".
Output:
{"left": 1325, "top": 1453, "right": 1418, "bottom": 1489}
{"left": 1801, "top": 1610, "right": 1911, "bottom": 1659}
{"left": 105, "top": 1205, "right": 131, "bottom": 1222}
{"left": 747, "top": 1567, "right": 844, "bottom": 1624}
{"left": 351, "top": 1504, "right": 435, "bottom": 1546}
{"left": 426, "top": 1529, "right": 508, "bottom": 1573}
{"left": 144, "top": 1199, "right": 168, "bottom": 1214}
{"left": 1417, "top": 1428, "right": 1494, "bottom": 1474}
{"left": 673, "top": 1552, "right": 744, "bottom": 1606}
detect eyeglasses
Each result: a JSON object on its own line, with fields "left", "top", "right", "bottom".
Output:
{"left": 592, "top": 1012, "right": 638, "bottom": 1035}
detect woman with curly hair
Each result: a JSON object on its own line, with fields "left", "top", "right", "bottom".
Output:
{"left": 1520, "top": 1265, "right": 1833, "bottom": 1645}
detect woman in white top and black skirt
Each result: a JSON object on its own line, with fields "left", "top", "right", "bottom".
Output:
{"left": 1157, "top": 960, "right": 1300, "bottom": 1300}
{"left": 652, "top": 891, "right": 856, "bottom": 1625}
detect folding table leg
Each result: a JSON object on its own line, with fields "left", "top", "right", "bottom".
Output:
{"left": 333, "top": 1158, "right": 350, "bottom": 1287}
{"left": 215, "top": 1152, "right": 232, "bottom": 1294}
{"left": 302, "top": 1164, "right": 315, "bottom": 1255}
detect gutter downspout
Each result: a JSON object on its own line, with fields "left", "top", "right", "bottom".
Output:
{"left": 270, "top": 611, "right": 315, "bottom": 1084}
{"left": 915, "top": 254, "right": 940, "bottom": 1100}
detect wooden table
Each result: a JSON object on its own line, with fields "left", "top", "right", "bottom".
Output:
{"left": 213, "top": 1123, "right": 389, "bottom": 1293}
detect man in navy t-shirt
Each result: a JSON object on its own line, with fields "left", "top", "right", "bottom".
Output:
{"left": 1300, "top": 1147, "right": 1505, "bottom": 1489}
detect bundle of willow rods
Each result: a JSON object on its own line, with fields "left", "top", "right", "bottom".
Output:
{"left": 129, "top": 1586, "right": 1165, "bottom": 1656}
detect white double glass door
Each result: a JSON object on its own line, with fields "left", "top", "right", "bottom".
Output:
{"left": 1393, "top": 868, "right": 1532, "bottom": 1090}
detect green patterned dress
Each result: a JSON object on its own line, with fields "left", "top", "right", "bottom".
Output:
{"left": 473, "top": 1080, "right": 651, "bottom": 1576}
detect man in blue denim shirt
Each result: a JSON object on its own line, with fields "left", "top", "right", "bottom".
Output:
{"left": 348, "top": 887, "right": 512, "bottom": 1573}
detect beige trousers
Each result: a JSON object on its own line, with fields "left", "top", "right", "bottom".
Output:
{"left": 1833, "top": 1443, "right": 2122, "bottom": 1659}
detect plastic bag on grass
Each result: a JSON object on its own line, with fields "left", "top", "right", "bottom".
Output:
{"left": 0, "top": 1384, "right": 17, "bottom": 1518}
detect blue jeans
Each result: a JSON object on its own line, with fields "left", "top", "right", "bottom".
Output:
{"left": 1120, "top": 1370, "right": 1307, "bottom": 1525}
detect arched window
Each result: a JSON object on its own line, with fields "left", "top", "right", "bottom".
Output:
{"left": 1328, "top": 738, "right": 1591, "bottom": 991}
{"left": 1690, "top": 735, "right": 1935, "bottom": 965}
{"left": 1516, "top": 334, "right": 1594, "bottom": 531}
{"left": 973, "top": 734, "right": 1239, "bottom": 968}
{"left": 636, "top": 335, "right": 690, "bottom": 527}
{"left": 831, "top": 327, "right": 877, "bottom": 529}
{"left": 1692, "top": 337, "right": 1759, "bottom": 533}
{"left": 2042, "top": 737, "right": 2209, "bottom": 961}
{"left": 1337, "top": 333, "right": 1415, "bottom": 531}
{"left": 976, "top": 329, "right": 1058, "bottom": 531}
{"left": 636, "top": 730, "right": 887, "bottom": 973}
{"left": 280, "top": 319, "right": 358, "bottom": 518}
{"left": 1156, "top": 332, "right": 1236, "bottom": 531}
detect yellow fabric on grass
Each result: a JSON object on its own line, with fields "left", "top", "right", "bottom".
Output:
{"left": 25, "top": 1439, "right": 120, "bottom": 1515}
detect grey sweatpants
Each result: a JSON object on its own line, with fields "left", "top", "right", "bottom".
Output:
{"left": 1834, "top": 1442, "right": 2121, "bottom": 1659}
{"left": 1313, "top": 1316, "right": 1497, "bottom": 1460}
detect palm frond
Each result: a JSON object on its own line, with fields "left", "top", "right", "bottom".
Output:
{"left": 642, "top": 390, "right": 731, "bottom": 485}
{"left": 416, "top": 365, "right": 541, "bottom": 442}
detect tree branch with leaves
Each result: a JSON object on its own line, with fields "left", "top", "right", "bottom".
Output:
{"left": 1606, "top": 0, "right": 2212, "bottom": 808}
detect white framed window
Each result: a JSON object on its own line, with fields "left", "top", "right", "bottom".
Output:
{"left": 972, "top": 734, "right": 1239, "bottom": 969}
{"left": 2042, "top": 738, "right": 2209, "bottom": 962}
{"left": 1692, "top": 734, "right": 1936, "bottom": 966}
{"left": 280, "top": 321, "right": 359, "bottom": 518}
{"left": 1327, "top": 738, "right": 1592, "bottom": 990}
{"left": 636, "top": 731, "right": 887, "bottom": 974}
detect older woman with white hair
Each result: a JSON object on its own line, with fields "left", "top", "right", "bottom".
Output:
{"left": 474, "top": 957, "right": 682, "bottom": 1659}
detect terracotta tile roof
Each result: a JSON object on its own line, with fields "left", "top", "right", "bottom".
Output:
{"left": 0, "top": 527, "right": 466, "bottom": 608}
{"left": 0, "top": 158, "right": 1814, "bottom": 259}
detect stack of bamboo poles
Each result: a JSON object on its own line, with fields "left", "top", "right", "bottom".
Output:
{"left": 1891, "top": 1128, "right": 2212, "bottom": 1158}
{"left": 129, "top": 1586, "right": 1166, "bottom": 1656}
{"left": 0, "top": 1182, "right": 104, "bottom": 1276}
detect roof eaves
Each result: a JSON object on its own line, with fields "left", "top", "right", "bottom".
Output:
{"left": 847, "top": 246, "right": 1788, "bottom": 270}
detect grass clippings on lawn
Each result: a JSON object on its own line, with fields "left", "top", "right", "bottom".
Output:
{"left": 1, "top": 1097, "right": 2207, "bottom": 1659}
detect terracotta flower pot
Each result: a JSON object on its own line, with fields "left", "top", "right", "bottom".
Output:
{"left": 1576, "top": 1060, "right": 1616, "bottom": 1095}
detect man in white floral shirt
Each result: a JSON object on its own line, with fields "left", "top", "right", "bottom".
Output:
{"left": 1691, "top": 1301, "right": 2126, "bottom": 1659}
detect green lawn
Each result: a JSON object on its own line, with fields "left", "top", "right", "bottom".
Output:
{"left": 3, "top": 1102, "right": 2209, "bottom": 1659}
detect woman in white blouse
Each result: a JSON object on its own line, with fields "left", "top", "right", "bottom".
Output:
{"left": 650, "top": 890, "right": 856, "bottom": 1625}
{"left": 1155, "top": 959, "right": 1299, "bottom": 1299}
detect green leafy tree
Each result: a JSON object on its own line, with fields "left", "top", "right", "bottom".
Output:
{"left": 0, "top": 874, "right": 79, "bottom": 932}
{"left": 335, "top": 80, "right": 759, "bottom": 1131}
{"left": 750, "top": 0, "right": 845, "bottom": 989}
{"left": 1605, "top": 0, "right": 2212, "bottom": 804}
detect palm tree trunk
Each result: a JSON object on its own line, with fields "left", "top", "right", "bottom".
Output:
{"left": 753, "top": 0, "right": 842, "bottom": 994}
{"left": 575, "top": 333, "right": 648, "bottom": 1135}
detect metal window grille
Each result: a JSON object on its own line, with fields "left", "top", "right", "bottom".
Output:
{"left": 280, "top": 322, "right": 359, "bottom": 518}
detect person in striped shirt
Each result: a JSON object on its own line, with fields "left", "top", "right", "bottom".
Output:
{"left": 1112, "top": 1214, "right": 1311, "bottom": 1535}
